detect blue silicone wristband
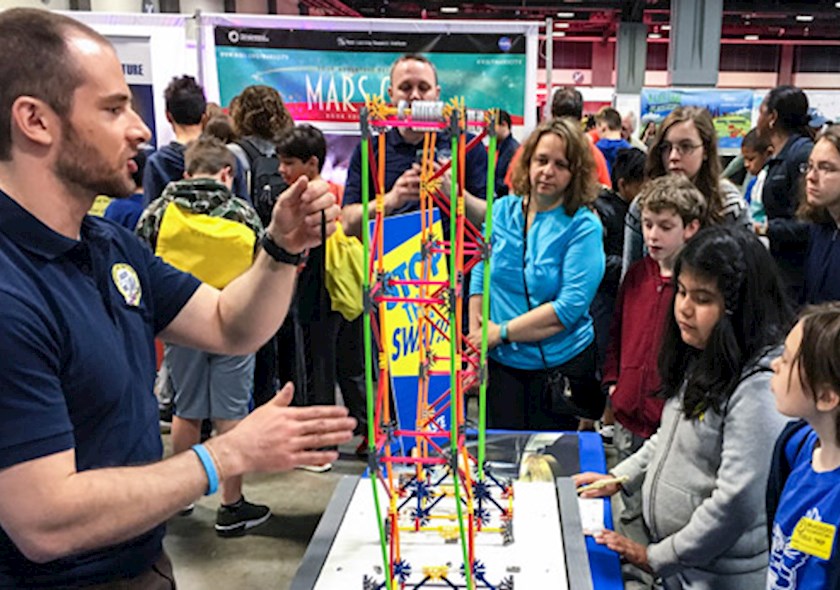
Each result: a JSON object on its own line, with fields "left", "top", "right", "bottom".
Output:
{"left": 500, "top": 321, "right": 511, "bottom": 344}
{"left": 192, "top": 444, "right": 219, "bottom": 496}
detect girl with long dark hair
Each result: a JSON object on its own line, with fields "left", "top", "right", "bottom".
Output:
{"left": 577, "top": 226, "right": 793, "bottom": 589}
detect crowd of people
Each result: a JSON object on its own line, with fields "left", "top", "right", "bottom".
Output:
{"left": 0, "top": 6, "right": 839, "bottom": 589}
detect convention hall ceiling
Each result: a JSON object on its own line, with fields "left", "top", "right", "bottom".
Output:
{"left": 296, "top": 0, "right": 840, "bottom": 42}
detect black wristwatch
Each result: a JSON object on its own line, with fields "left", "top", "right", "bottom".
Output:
{"left": 260, "top": 232, "right": 308, "bottom": 266}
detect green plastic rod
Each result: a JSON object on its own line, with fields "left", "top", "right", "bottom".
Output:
{"left": 361, "top": 118, "right": 393, "bottom": 590}
{"left": 478, "top": 121, "right": 497, "bottom": 481}
{"left": 448, "top": 116, "right": 474, "bottom": 590}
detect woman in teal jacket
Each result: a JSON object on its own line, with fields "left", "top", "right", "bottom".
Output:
{"left": 467, "top": 118, "right": 605, "bottom": 431}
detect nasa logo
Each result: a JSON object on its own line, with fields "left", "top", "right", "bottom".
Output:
{"left": 498, "top": 36, "right": 512, "bottom": 52}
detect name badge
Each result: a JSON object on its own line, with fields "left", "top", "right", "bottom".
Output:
{"left": 790, "top": 517, "right": 836, "bottom": 561}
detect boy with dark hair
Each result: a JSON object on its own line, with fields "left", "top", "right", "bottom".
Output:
{"left": 143, "top": 76, "right": 207, "bottom": 207}
{"left": 276, "top": 125, "right": 368, "bottom": 466}
{"left": 591, "top": 148, "right": 647, "bottom": 365}
{"left": 595, "top": 107, "right": 633, "bottom": 173}
{"left": 136, "top": 137, "right": 269, "bottom": 535}
{"left": 590, "top": 147, "right": 646, "bottom": 440}
{"left": 494, "top": 109, "right": 520, "bottom": 198}
{"left": 741, "top": 127, "right": 773, "bottom": 227}
{"left": 276, "top": 125, "right": 329, "bottom": 194}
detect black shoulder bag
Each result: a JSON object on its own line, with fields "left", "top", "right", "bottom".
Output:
{"left": 520, "top": 199, "right": 605, "bottom": 421}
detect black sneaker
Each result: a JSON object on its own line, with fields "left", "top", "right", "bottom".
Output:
{"left": 215, "top": 498, "right": 271, "bottom": 538}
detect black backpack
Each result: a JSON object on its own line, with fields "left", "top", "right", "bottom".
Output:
{"left": 234, "top": 138, "right": 288, "bottom": 227}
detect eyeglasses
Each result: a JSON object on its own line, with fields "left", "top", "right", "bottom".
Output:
{"left": 799, "top": 161, "right": 840, "bottom": 176}
{"left": 659, "top": 141, "right": 704, "bottom": 156}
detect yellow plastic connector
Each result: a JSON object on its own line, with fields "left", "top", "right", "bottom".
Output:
{"left": 423, "top": 565, "right": 450, "bottom": 581}
{"left": 438, "top": 526, "right": 461, "bottom": 541}
{"left": 365, "top": 94, "right": 392, "bottom": 121}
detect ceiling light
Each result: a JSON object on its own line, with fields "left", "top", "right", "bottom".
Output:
{"left": 745, "top": 34, "right": 759, "bottom": 40}
{"left": 556, "top": 12, "right": 575, "bottom": 18}
{"left": 553, "top": 31, "right": 566, "bottom": 37}
{"left": 796, "top": 15, "right": 814, "bottom": 22}
{"left": 440, "top": 6, "right": 459, "bottom": 13}
{"left": 661, "top": 25, "right": 671, "bottom": 31}
{"left": 648, "top": 33, "right": 662, "bottom": 39}
{"left": 836, "top": 2, "right": 840, "bottom": 8}
{"left": 556, "top": 22, "right": 570, "bottom": 28}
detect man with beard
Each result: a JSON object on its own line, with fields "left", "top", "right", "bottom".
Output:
{"left": 0, "top": 9, "right": 354, "bottom": 588}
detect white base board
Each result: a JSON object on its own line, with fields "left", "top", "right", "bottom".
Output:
{"left": 313, "top": 480, "right": 569, "bottom": 589}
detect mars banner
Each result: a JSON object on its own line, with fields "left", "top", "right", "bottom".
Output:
{"left": 214, "top": 27, "right": 527, "bottom": 125}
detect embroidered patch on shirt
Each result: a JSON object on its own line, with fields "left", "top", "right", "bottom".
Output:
{"left": 111, "top": 263, "right": 142, "bottom": 307}
{"left": 791, "top": 516, "right": 836, "bottom": 561}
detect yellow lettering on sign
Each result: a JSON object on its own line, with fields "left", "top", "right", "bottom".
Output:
{"left": 790, "top": 517, "right": 836, "bottom": 561}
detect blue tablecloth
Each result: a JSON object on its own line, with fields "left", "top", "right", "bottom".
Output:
{"left": 576, "top": 431, "right": 624, "bottom": 590}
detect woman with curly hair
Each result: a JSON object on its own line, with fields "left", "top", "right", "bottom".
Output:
{"left": 466, "top": 118, "right": 606, "bottom": 431}
{"left": 227, "top": 85, "right": 294, "bottom": 221}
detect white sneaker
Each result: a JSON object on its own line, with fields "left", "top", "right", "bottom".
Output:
{"left": 295, "top": 463, "right": 333, "bottom": 473}
{"left": 178, "top": 503, "right": 195, "bottom": 517}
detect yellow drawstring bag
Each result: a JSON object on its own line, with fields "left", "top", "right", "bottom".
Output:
{"left": 325, "top": 221, "right": 364, "bottom": 320}
{"left": 156, "top": 202, "right": 255, "bottom": 289}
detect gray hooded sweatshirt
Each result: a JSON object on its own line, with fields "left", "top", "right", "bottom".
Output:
{"left": 611, "top": 349, "right": 788, "bottom": 587}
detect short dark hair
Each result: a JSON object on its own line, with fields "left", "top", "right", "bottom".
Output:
{"left": 276, "top": 125, "right": 327, "bottom": 172}
{"left": 658, "top": 226, "right": 793, "bottom": 418}
{"left": 184, "top": 137, "right": 236, "bottom": 177}
{"left": 742, "top": 128, "right": 770, "bottom": 153}
{"left": 0, "top": 9, "right": 106, "bottom": 161}
{"left": 551, "top": 87, "right": 583, "bottom": 120}
{"left": 610, "top": 147, "right": 646, "bottom": 192}
{"left": 233, "top": 85, "right": 293, "bottom": 141}
{"left": 764, "top": 85, "right": 811, "bottom": 138}
{"left": 498, "top": 109, "right": 512, "bottom": 128}
{"left": 390, "top": 53, "right": 438, "bottom": 85}
{"left": 164, "top": 76, "right": 206, "bottom": 126}
{"left": 596, "top": 107, "right": 622, "bottom": 131}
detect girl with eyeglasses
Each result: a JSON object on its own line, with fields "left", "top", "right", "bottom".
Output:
{"left": 622, "top": 107, "right": 752, "bottom": 276}
{"left": 798, "top": 125, "right": 840, "bottom": 304}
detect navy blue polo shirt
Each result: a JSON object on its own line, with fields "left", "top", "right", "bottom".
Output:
{"left": 0, "top": 190, "right": 200, "bottom": 587}
{"left": 344, "top": 126, "right": 489, "bottom": 214}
